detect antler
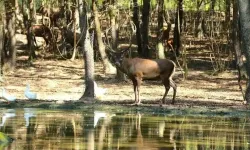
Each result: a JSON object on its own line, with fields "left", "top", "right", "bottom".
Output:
{"left": 117, "top": 20, "right": 136, "bottom": 54}
{"left": 105, "top": 18, "right": 136, "bottom": 57}
{"left": 104, "top": 27, "right": 113, "bottom": 51}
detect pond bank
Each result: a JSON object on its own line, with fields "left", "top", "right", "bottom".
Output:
{"left": 1, "top": 99, "right": 249, "bottom": 117}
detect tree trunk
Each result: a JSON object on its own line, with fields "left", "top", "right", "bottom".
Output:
{"left": 156, "top": 0, "right": 165, "bottom": 59}
{"left": 194, "top": 1, "right": 207, "bottom": 38}
{"left": 83, "top": 31, "right": 95, "bottom": 98}
{"left": 0, "top": 23, "right": 3, "bottom": 78}
{"left": 71, "top": 0, "right": 79, "bottom": 61}
{"left": 5, "top": 0, "right": 17, "bottom": 70}
{"left": 210, "top": 0, "right": 216, "bottom": 12}
{"left": 27, "top": 0, "right": 36, "bottom": 60}
{"left": 141, "top": 0, "right": 150, "bottom": 58}
{"left": 224, "top": 0, "right": 231, "bottom": 35}
{"left": 233, "top": 0, "right": 245, "bottom": 101}
{"left": 92, "top": 0, "right": 116, "bottom": 74}
{"left": 238, "top": 0, "right": 250, "bottom": 103}
{"left": 132, "top": 0, "right": 142, "bottom": 57}
{"left": 233, "top": 0, "right": 242, "bottom": 68}
{"left": 79, "top": 0, "right": 95, "bottom": 99}
{"left": 173, "top": 0, "right": 183, "bottom": 56}
{"left": 15, "top": 0, "right": 19, "bottom": 13}
{"left": 22, "top": 0, "right": 28, "bottom": 28}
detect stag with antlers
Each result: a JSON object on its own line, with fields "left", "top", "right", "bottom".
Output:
{"left": 106, "top": 27, "right": 177, "bottom": 105}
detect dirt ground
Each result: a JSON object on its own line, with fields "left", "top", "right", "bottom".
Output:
{"left": 0, "top": 57, "right": 247, "bottom": 110}
{"left": 0, "top": 34, "right": 248, "bottom": 111}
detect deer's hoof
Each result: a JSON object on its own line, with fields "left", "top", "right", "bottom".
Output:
{"left": 135, "top": 103, "right": 141, "bottom": 106}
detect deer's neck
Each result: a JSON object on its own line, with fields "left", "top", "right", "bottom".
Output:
{"left": 115, "top": 58, "right": 131, "bottom": 76}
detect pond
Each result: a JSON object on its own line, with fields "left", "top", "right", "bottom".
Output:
{"left": 0, "top": 107, "right": 249, "bottom": 150}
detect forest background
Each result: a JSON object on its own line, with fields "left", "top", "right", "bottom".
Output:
{"left": 0, "top": 0, "right": 249, "bottom": 109}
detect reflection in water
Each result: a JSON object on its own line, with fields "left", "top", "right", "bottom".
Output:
{"left": 24, "top": 108, "right": 37, "bottom": 127}
{"left": 94, "top": 111, "right": 116, "bottom": 128}
{"left": 0, "top": 108, "right": 249, "bottom": 150}
{"left": 94, "top": 111, "right": 106, "bottom": 128}
{"left": 0, "top": 109, "right": 16, "bottom": 127}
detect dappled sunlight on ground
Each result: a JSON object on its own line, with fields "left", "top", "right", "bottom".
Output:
{"left": 0, "top": 58, "right": 245, "bottom": 109}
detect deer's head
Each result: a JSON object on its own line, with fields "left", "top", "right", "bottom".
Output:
{"left": 107, "top": 46, "right": 129, "bottom": 67}
{"left": 105, "top": 20, "right": 136, "bottom": 67}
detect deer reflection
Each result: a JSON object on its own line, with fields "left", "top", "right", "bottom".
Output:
{"left": 158, "top": 121, "right": 165, "bottom": 138}
{"left": 135, "top": 112, "right": 143, "bottom": 149}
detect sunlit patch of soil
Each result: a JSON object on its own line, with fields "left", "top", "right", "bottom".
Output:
{"left": 0, "top": 57, "right": 246, "bottom": 109}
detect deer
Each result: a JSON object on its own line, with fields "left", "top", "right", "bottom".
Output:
{"left": 107, "top": 44, "right": 177, "bottom": 105}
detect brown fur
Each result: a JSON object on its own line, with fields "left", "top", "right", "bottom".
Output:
{"left": 119, "top": 57, "right": 177, "bottom": 105}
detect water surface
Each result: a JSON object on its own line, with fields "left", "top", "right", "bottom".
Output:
{"left": 0, "top": 107, "right": 249, "bottom": 150}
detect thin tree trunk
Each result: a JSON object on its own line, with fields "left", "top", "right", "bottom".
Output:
{"left": 224, "top": 0, "right": 231, "bottom": 36}
{"left": 233, "top": 0, "right": 244, "bottom": 101}
{"left": 83, "top": 31, "right": 95, "bottom": 98}
{"left": 15, "top": 0, "right": 19, "bottom": 13}
{"left": 233, "top": 0, "right": 242, "bottom": 67}
{"left": 92, "top": 0, "right": 116, "bottom": 74}
{"left": 157, "top": 0, "right": 165, "bottom": 59}
{"left": 28, "top": 0, "right": 36, "bottom": 60}
{"left": 141, "top": 0, "right": 150, "bottom": 58}
{"left": 132, "top": 0, "right": 142, "bottom": 57}
{"left": 22, "top": 0, "right": 28, "bottom": 28}
{"left": 5, "top": 0, "right": 17, "bottom": 69}
{"left": 210, "top": 0, "right": 216, "bottom": 12}
{"left": 0, "top": 22, "right": 3, "bottom": 78}
{"left": 79, "top": 0, "right": 95, "bottom": 99}
{"left": 71, "top": 0, "right": 78, "bottom": 61}
{"left": 173, "top": 0, "right": 183, "bottom": 56}
{"left": 238, "top": 0, "right": 250, "bottom": 103}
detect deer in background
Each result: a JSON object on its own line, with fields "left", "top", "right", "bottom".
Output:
{"left": 108, "top": 44, "right": 177, "bottom": 105}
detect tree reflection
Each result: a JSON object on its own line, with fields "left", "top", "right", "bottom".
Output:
{"left": 0, "top": 109, "right": 249, "bottom": 150}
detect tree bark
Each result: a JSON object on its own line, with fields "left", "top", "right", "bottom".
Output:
{"left": 194, "top": 0, "right": 206, "bottom": 38}
{"left": 71, "top": 0, "right": 79, "bottom": 61}
{"left": 79, "top": 0, "right": 95, "bottom": 99}
{"left": 173, "top": 0, "right": 183, "bottom": 56}
{"left": 210, "top": 0, "right": 216, "bottom": 12}
{"left": 0, "top": 22, "right": 3, "bottom": 77}
{"left": 238, "top": 0, "right": 250, "bottom": 103}
{"left": 224, "top": 0, "right": 231, "bottom": 34}
{"left": 233, "top": 0, "right": 242, "bottom": 68}
{"left": 92, "top": 0, "right": 116, "bottom": 74}
{"left": 4, "top": 0, "right": 17, "bottom": 69}
{"left": 27, "top": 0, "right": 36, "bottom": 60}
{"left": 83, "top": 31, "right": 95, "bottom": 98}
{"left": 141, "top": 0, "right": 150, "bottom": 58}
{"left": 156, "top": 0, "right": 165, "bottom": 59}
{"left": 22, "top": 0, "right": 28, "bottom": 28}
{"left": 132, "top": 0, "right": 142, "bottom": 57}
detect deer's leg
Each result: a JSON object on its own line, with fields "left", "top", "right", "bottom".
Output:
{"left": 132, "top": 79, "right": 138, "bottom": 104}
{"left": 134, "top": 73, "right": 143, "bottom": 105}
{"left": 170, "top": 79, "right": 177, "bottom": 104}
{"left": 135, "top": 76, "right": 142, "bottom": 105}
{"left": 161, "top": 77, "right": 170, "bottom": 105}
